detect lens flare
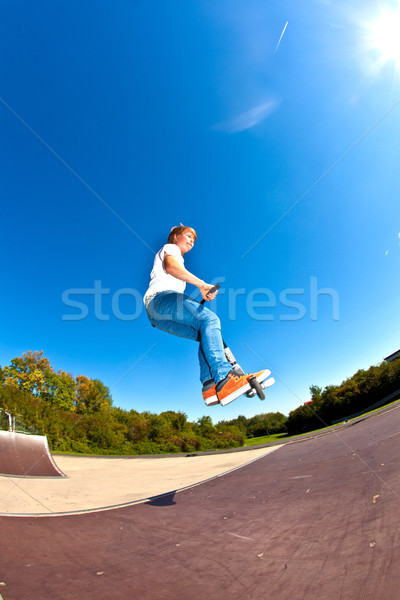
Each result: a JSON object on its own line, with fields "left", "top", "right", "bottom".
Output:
{"left": 365, "top": 3, "right": 400, "bottom": 71}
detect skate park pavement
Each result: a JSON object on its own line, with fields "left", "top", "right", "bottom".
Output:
{"left": 0, "top": 446, "right": 279, "bottom": 516}
{"left": 1, "top": 402, "right": 400, "bottom": 600}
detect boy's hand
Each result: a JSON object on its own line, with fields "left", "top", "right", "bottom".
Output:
{"left": 199, "top": 283, "right": 219, "bottom": 302}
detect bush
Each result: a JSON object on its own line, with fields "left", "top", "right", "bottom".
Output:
{"left": 286, "top": 359, "right": 400, "bottom": 435}
{"left": 0, "top": 382, "right": 245, "bottom": 454}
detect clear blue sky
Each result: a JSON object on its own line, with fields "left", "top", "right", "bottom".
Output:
{"left": 1, "top": 0, "right": 400, "bottom": 423}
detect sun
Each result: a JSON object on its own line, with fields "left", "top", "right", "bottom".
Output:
{"left": 371, "top": 9, "right": 400, "bottom": 64}
{"left": 365, "top": 3, "right": 400, "bottom": 70}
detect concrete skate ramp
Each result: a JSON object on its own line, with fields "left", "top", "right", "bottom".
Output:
{"left": 0, "top": 447, "right": 276, "bottom": 515}
{"left": 1, "top": 404, "right": 400, "bottom": 599}
{"left": 0, "top": 431, "right": 65, "bottom": 477}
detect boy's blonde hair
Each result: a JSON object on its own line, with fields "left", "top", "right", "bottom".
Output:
{"left": 168, "top": 224, "right": 197, "bottom": 244}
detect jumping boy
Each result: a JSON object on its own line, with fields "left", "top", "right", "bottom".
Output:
{"left": 144, "top": 225, "right": 266, "bottom": 406}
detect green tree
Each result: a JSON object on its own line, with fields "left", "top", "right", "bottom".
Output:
{"left": 41, "top": 369, "right": 77, "bottom": 412}
{"left": 196, "top": 415, "right": 214, "bottom": 435}
{"left": 3, "top": 351, "right": 50, "bottom": 395}
{"left": 160, "top": 411, "right": 188, "bottom": 432}
{"left": 75, "top": 375, "right": 112, "bottom": 414}
{"left": 2, "top": 351, "right": 76, "bottom": 411}
{"left": 309, "top": 385, "right": 322, "bottom": 403}
{"left": 287, "top": 359, "right": 400, "bottom": 435}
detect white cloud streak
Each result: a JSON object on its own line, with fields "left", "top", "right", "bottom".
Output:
{"left": 274, "top": 21, "right": 288, "bottom": 56}
{"left": 212, "top": 100, "right": 278, "bottom": 133}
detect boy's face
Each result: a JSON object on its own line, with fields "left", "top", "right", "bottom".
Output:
{"left": 174, "top": 230, "right": 195, "bottom": 254}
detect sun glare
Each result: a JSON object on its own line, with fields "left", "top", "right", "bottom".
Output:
{"left": 366, "top": 3, "right": 400, "bottom": 70}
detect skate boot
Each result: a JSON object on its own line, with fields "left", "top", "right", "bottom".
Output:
{"left": 202, "top": 379, "right": 219, "bottom": 406}
{"left": 216, "top": 370, "right": 252, "bottom": 406}
{"left": 248, "top": 370, "right": 271, "bottom": 384}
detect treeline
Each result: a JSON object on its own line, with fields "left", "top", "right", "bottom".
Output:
{"left": 3, "top": 351, "right": 399, "bottom": 452}
{"left": 286, "top": 358, "right": 400, "bottom": 435}
{"left": 0, "top": 351, "right": 245, "bottom": 454}
{"left": 0, "top": 351, "right": 112, "bottom": 414}
{"left": 219, "top": 412, "right": 287, "bottom": 438}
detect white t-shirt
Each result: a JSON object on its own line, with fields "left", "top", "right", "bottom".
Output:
{"left": 143, "top": 243, "right": 186, "bottom": 305}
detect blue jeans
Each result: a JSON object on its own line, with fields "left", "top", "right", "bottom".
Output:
{"left": 146, "top": 292, "right": 232, "bottom": 385}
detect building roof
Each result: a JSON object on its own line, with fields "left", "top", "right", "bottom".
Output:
{"left": 384, "top": 349, "right": 400, "bottom": 362}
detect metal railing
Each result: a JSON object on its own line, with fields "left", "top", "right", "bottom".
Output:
{"left": 0, "top": 409, "right": 37, "bottom": 434}
{"left": 0, "top": 408, "right": 15, "bottom": 432}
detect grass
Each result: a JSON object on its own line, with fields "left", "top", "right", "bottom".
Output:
{"left": 244, "top": 397, "right": 400, "bottom": 447}
{"left": 332, "top": 397, "right": 400, "bottom": 424}
{"left": 245, "top": 433, "right": 288, "bottom": 446}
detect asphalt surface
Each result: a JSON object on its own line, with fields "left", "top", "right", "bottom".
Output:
{"left": 1, "top": 402, "right": 400, "bottom": 599}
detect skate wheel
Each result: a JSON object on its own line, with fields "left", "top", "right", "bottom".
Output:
{"left": 249, "top": 376, "right": 265, "bottom": 400}
{"left": 245, "top": 388, "right": 257, "bottom": 398}
{"left": 261, "top": 377, "right": 275, "bottom": 390}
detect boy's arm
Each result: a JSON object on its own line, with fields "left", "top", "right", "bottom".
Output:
{"left": 164, "top": 255, "right": 217, "bottom": 301}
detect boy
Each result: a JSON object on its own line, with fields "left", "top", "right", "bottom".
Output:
{"left": 144, "top": 225, "right": 265, "bottom": 406}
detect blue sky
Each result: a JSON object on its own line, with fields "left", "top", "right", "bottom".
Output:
{"left": 1, "top": 0, "right": 400, "bottom": 423}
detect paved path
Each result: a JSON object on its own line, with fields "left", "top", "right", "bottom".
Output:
{"left": 0, "top": 446, "right": 279, "bottom": 515}
{"left": 1, "top": 404, "right": 400, "bottom": 599}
